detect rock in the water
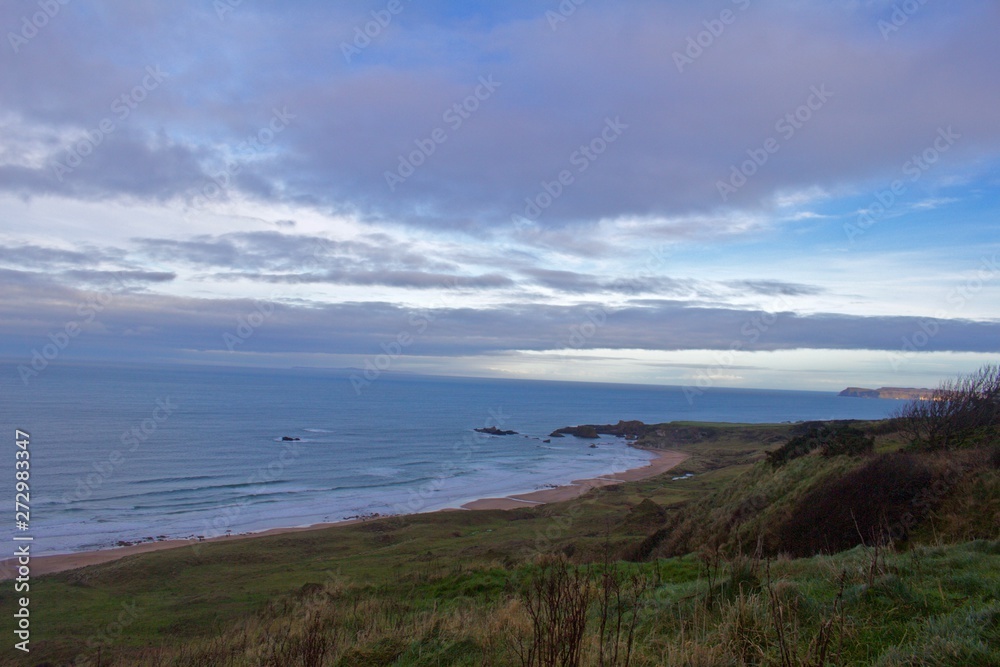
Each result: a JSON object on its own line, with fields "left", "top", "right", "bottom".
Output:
{"left": 475, "top": 426, "right": 518, "bottom": 436}
{"left": 281, "top": 436, "right": 301, "bottom": 441}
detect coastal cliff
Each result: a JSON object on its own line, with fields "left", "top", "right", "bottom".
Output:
{"left": 839, "top": 386, "right": 935, "bottom": 400}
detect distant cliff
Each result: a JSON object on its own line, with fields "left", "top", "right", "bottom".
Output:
{"left": 839, "top": 386, "right": 936, "bottom": 400}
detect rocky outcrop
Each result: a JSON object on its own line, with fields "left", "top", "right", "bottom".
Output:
{"left": 549, "top": 420, "right": 649, "bottom": 440}
{"left": 551, "top": 425, "right": 600, "bottom": 438}
{"left": 475, "top": 426, "right": 518, "bottom": 436}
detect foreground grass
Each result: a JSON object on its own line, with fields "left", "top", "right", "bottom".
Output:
{"left": 14, "top": 540, "right": 1000, "bottom": 665}
{"left": 2, "top": 420, "right": 997, "bottom": 665}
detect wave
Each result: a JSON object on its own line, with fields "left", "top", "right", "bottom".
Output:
{"left": 58, "top": 480, "right": 305, "bottom": 506}
{"left": 126, "top": 474, "right": 225, "bottom": 486}
{"left": 135, "top": 490, "right": 312, "bottom": 513}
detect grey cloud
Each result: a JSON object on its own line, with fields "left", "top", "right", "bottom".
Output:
{"left": 134, "top": 231, "right": 452, "bottom": 274}
{"left": 522, "top": 268, "right": 696, "bottom": 296}
{"left": 520, "top": 269, "right": 605, "bottom": 293}
{"left": 246, "top": 2, "right": 1000, "bottom": 227}
{"left": 2, "top": 2, "right": 997, "bottom": 230}
{"left": 0, "top": 244, "right": 122, "bottom": 269}
{"left": 0, "top": 131, "right": 211, "bottom": 202}
{"left": 726, "top": 280, "right": 825, "bottom": 297}
{"left": 0, "top": 268, "right": 50, "bottom": 287}
{"left": 1, "top": 283, "right": 998, "bottom": 362}
{"left": 521, "top": 269, "right": 823, "bottom": 300}
{"left": 60, "top": 270, "right": 176, "bottom": 284}
{"left": 235, "top": 270, "right": 514, "bottom": 290}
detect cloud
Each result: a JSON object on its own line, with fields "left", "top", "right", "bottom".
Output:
{"left": 133, "top": 231, "right": 453, "bottom": 273}
{"left": 520, "top": 269, "right": 824, "bottom": 300}
{"left": 242, "top": 269, "right": 514, "bottom": 290}
{"left": 1, "top": 282, "right": 997, "bottom": 363}
{"left": 726, "top": 280, "right": 825, "bottom": 297}
{"left": 520, "top": 268, "right": 691, "bottom": 295}
{"left": 1, "top": 1, "right": 998, "bottom": 385}
{"left": 1, "top": 2, "right": 997, "bottom": 231}
{"left": 60, "top": 270, "right": 176, "bottom": 284}
{"left": 0, "top": 243, "right": 121, "bottom": 268}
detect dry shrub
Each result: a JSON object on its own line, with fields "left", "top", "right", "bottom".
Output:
{"left": 894, "top": 364, "right": 1000, "bottom": 451}
{"left": 513, "top": 557, "right": 592, "bottom": 667}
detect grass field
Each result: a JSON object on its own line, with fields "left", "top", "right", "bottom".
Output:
{"left": 3, "top": 420, "right": 997, "bottom": 665}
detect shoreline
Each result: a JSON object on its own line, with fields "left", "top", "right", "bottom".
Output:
{"left": 459, "top": 447, "right": 688, "bottom": 510}
{"left": 1, "top": 445, "right": 688, "bottom": 579}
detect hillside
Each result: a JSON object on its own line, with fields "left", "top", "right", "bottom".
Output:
{"left": 3, "top": 413, "right": 998, "bottom": 665}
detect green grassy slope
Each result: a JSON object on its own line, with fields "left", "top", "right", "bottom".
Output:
{"left": 2, "top": 420, "right": 997, "bottom": 665}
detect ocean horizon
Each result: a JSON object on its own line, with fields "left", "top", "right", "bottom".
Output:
{"left": 2, "top": 362, "right": 903, "bottom": 556}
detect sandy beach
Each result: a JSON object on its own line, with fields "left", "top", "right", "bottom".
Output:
{"left": 2, "top": 446, "right": 688, "bottom": 579}
{"left": 460, "top": 447, "right": 689, "bottom": 510}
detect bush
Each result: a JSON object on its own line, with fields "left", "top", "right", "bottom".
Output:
{"left": 776, "top": 454, "right": 939, "bottom": 557}
{"left": 767, "top": 423, "right": 874, "bottom": 467}
{"left": 821, "top": 425, "right": 875, "bottom": 458}
{"left": 895, "top": 364, "right": 1000, "bottom": 451}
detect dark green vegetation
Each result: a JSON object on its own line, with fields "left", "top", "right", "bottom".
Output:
{"left": 3, "top": 366, "right": 998, "bottom": 665}
{"left": 764, "top": 423, "right": 874, "bottom": 467}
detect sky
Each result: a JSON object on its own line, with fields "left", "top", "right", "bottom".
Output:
{"left": 1, "top": 0, "right": 998, "bottom": 391}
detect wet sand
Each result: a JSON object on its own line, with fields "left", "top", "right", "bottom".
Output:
{"left": 2, "top": 446, "right": 688, "bottom": 578}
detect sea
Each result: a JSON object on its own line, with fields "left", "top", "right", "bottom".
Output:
{"left": 1, "top": 363, "right": 902, "bottom": 555}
